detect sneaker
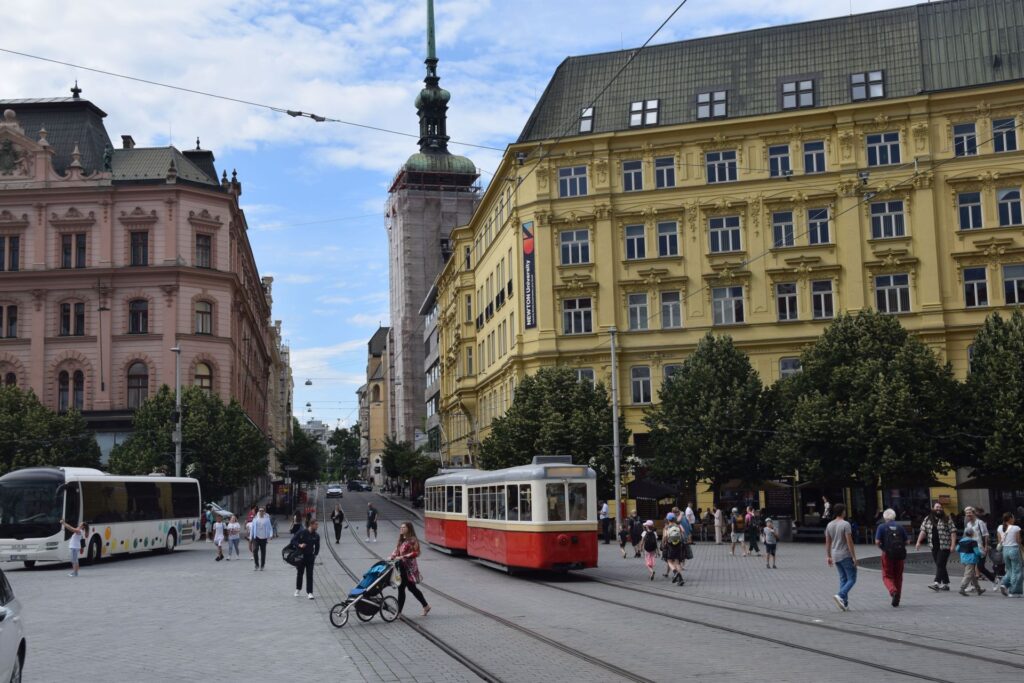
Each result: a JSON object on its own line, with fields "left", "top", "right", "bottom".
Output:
{"left": 294, "top": 589, "right": 301, "bottom": 597}
{"left": 68, "top": 573, "right": 77, "bottom": 577}
{"left": 254, "top": 566, "right": 259, "bottom": 571}
{"left": 977, "top": 588, "right": 986, "bottom": 596}
{"left": 940, "top": 584, "right": 950, "bottom": 591}
{"left": 998, "top": 585, "right": 1009, "bottom": 596}
{"left": 833, "top": 595, "right": 848, "bottom": 612}
{"left": 225, "top": 558, "right": 230, "bottom": 561}
{"left": 927, "top": 583, "right": 940, "bottom": 591}
{"left": 365, "top": 537, "right": 370, "bottom": 542}
{"left": 307, "top": 593, "right": 314, "bottom": 600}
{"left": 959, "top": 589, "right": 970, "bottom": 596}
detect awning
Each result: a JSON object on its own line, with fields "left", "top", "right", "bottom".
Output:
{"left": 708, "top": 479, "right": 791, "bottom": 492}
{"left": 956, "top": 476, "right": 1024, "bottom": 490}
{"left": 628, "top": 478, "right": 676, "bottom": 500}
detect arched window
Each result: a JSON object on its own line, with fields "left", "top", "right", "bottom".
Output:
{"left": 128, "top": 300, "right": 148, "bottom": 334}
{"left": 72, "top": 370, "right": 84, "bottom": 411}
{"left": 3, "top": 372, "right": 15, "bottom": 387}
{"left": 371, "top": 384, "right": 381, "bottom": 402}
{"left": 127, "top": 362, "right": 148, "bottom": 409}
{"left": 195, "top": 301, "right": 213, "bottom": 335}
{"left": 194, "top": 362, "right": 212, "bottom": 394}
{"left": 58, "top": 371, "right": 69, "bottom": 412}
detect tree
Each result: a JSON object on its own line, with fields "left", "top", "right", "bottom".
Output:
{"left": 0, "top": 385, "right": 101, "bottom": 475}
{"left": 326, "top": 423, "right": 361, "bottom": 481}
{"left": 963, "top": 310, "right": 1024, "bottom": 479}
{"left": 644, "top": 333, "right": 766, "bottom": 495}
{"left": 766, "top": 311, "right": 959, "bottom": 485}
{"left": 278, "top": 418, "right": 325, "bottom": 484}
{"left": 477, "top": 366, "right": 629, "bottom": 498}
{"left": 109, "top": 385, "right": 268, "bottom": 500}
{"left": 380, "top": 436, "right": 437, "bottom": 489}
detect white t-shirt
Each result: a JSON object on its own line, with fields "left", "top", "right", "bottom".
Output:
{"left": 69, "top": 529, "right": 83, "bottom": 550}
{"left": 213, "top": 521, "right": 225, "bottom": 540}
{"left": 685, "top": 507, "right": 696, "bottom": 525}
{"left": 599, "top": 504, "right": 608, "bottom": 520}
{"left": 998, "top": 524, "right": 1021, "bottom": 547}
{"left": 226, "top": 522, "right": 241, "bottom": 539}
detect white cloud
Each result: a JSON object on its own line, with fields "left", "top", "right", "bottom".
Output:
{"left": 347, "top": 312, "right": 389, "bottom": 327}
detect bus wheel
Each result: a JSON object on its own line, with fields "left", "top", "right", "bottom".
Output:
{"left": 85, "top": 537, "right": 101, "bottom": 565}
{"left": 164, "top": 530, "right": 177, "bottom": 553}
{"left": 21, "top": 561, "right": 35, "bottom": 569}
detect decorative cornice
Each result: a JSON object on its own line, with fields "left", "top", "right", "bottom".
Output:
{"left": 118, "top": 207, "right": 159, "bottom": 225}
{"left": 188, "top": 208, "right": 223, "bottom": 229}
{"left": 50, "top": 207, "right": 96, "bottom": 228}
{"left": 0, "top": 210, "right": 29, "bottom": 230}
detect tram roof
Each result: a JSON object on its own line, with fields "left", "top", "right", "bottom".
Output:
{"left": 463, "top": 462, "right": 596, "bottom": 486}
{"left": 426, "top": 469, "right": 483, "bottom": 486}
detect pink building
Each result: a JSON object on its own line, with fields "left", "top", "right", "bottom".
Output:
{"left": 0, "top": 90, "right": 273, "bottom": 455}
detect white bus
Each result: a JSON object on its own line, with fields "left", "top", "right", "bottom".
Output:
{"left": 0, "top": 467, "right": 201, "bottom": 568}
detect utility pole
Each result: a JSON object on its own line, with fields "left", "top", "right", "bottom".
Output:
{"left": 171, "top": 345, "right": 182, "bottom": 477}
{"left": 609, "top": 327, "right": 622, "bottom": 524}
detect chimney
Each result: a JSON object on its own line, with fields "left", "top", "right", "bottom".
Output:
{"left": 121, "top": 135, "right": 135, "bottom": 149}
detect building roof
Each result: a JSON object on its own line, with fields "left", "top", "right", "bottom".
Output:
{"left": 368, "top": 327, "right": 390, "bottom": 356}
{"left": 110, "top": 147, "right": 220, "bottom": 186}
{"left": 0, "top": 97, "right": 111, "bottom": 174}
{"left": 518, "top": 0, "right": 1024, "bottom": 143}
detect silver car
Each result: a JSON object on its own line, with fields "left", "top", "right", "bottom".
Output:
{"left": 0, "top": 568, "right": 25, "bottom": 682}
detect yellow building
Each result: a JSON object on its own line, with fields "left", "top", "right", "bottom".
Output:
{"left": 436, "top": 0, "right": 1024, "bottom": 513}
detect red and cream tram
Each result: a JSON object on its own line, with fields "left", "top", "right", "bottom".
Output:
{"left": 424, "top": 456, "right": 598, "bottom": 571}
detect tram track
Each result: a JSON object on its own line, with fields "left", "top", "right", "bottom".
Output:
{"left": 335, "top": 496, "right": 655, "bottom": 683}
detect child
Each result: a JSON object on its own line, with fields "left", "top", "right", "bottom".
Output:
{"left": 213, "top": 515, "right": 225, "bottom": 561}
{"left": 957, "top": 528, "right": 985, "bottom": 596}
{"left": 60, "top": 519, "right": 88, "bottom": 577}
{"left": 762, "top": 518, "right": 779, "bottom": 569}
{"left": 225, "top": 515, "right": 242, "bottom": 561}
{"left": 640, "top": 520, "right": 659, "bottom": 581}
{"left": 618, "top": 521, "right": 631, "bottom": 559}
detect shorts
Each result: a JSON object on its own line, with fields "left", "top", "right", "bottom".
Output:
{"left": 69, "top": 547, "right": 80, "bottom": 563}
{"left": 214, "top": 537, "right": 224, "bottom": 547}
{"left": 765, "top": 543, "right": 777, "bottom": 556}
{"left": 665, "top": 543, "right": 684, "bottom": 561}
{"left": 731, "top": 532, "right": 742, "bottom": 543}
{"left": 367, "top": 522, "right": 378, "bottom": 532}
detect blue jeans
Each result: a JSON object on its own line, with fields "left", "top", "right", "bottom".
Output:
{"left": 835, "top": 557, "right": 857, "bottom": 603}
{"left": 1002, "top": 549, "right": 1023, "bottom": 595}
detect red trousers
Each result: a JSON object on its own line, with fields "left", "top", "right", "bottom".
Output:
{"left": 881, "top": 554, "right": 905, "bottom": 596}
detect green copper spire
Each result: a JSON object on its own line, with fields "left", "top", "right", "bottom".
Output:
{"left": 426, "top": 0, "right": 437, "bottom": 61}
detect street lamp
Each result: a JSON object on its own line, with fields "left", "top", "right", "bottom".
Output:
{"left": 171, "top": 345, "right": 182, "bottom": 477}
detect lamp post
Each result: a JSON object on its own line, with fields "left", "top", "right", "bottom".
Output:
{"left": 171, "top": 346, "right": 182, "bottom": 477}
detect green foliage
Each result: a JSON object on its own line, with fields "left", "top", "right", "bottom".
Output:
{"left": 477, "top": 366, "right": 629, "bottom": 498}
{"left": 963, "top": 310, "right": 1024, "bottom": 479}
{"left": 108, "top": 385, "right": 268, "bottom": 500}
{"left": 644, "top": 333, "right": 766, "bottom": 492}
{"left": 278, "top": 418, "right": 325, "bottom": 484}
{"left": 766, "top": 311, "right": 959, "bottom": 484}
{"left": 0, "top": 385, "right": 101, "bottom": 474}
{"left": 325, "top": 423, "right": 361, "bottom": 481}
{"left": 381, "top": 436, "right": 439, "bottom": 484}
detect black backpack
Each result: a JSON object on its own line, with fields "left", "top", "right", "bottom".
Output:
{"left": 643, "top": 531, "right": 659, "bottom": 552}
{"left": 883, "top": 525, "right": 907, "bottom": 561}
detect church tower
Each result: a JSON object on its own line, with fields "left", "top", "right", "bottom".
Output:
{"left": 385, "top": 0, "right": 479, "bottom": 445}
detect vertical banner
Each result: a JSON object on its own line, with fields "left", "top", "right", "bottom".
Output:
{"left": 522, "top": 221, "right": 537, "bottom": 329}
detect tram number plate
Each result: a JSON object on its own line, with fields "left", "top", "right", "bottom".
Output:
{"left": 8, "top": 555, "right": 26, "bottom": 561}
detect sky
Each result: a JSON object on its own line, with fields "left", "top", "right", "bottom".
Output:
{"left": 3, "top": 0, "right": 921, "bottom": 428}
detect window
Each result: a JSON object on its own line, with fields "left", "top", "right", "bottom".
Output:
{"left": 780, "top": 358, "right": 802, "bottom": 378}
{"left": 776, "top": 283, "right": 798, "bottom": 321}
{"left": 953, "top": 123, "right": 978, "bottom": 157}
{"left": 627, "top": 293, "right": 648, "bottom": 331}
{"left": 782, "top": 80, "right": 814, "bottom": 109}
{"left": 772, "top": 211, "right": 795, "bottom": 248}
{"left": 575, "top": 368, "right": 595, "bottom": 385}
{"left": 558, "top": 166, "right": 588, "bottom": 198}
{"left": 195, "top": 301, "right": 213, "bottom": 335}
{"left": 0, "top": 236, "right": 19, "bottom": 272}
{"left": 579, "top": 106, "right": 594, "bottom": 133}
{"left": 997, "top": 189, "right": 1022, "bottom": 226}
{"left": 657, "top": 222, "right": 678, "bottom": 257}
{"left": 546, "top": 483, "right": 566, "bottom": 521}
{"left": 60, "top": 302, "right": 85, "bottom": 337}
{"left": 195, "top": 234, "right": 212, "bottom": 268}
{"left": 851, "top": 70, "right": 884, "bottom": 100}
{"left": 661, "top": 291, "right": 681, "bottom": 329}
{"left": 663, "top": 364, "right": 681, "bottom": 385}
{"left": 963, "top": 267, "right": 988, "bottom": 308}
{"left": 958, "top": 192, "right": 983, "bottom": 230}
{"left": 625, "top": 225, "right": 646, "bottom": 260}
{"left": 875, "top": 274, "right": 910, "bottom": 314}
{"left": 63, "top": 233, "right": 86, "bottom": 268}
{"left": 2, "top": 305, "right": 16, "bottom": 338}
{"left": 60, "top": 303, "right": 70, "bottom": 336}
{"left": 808, "top": 208, "right": 830, "bottom": 244}
{"left": 622, "top": 160, "right": 643, "bottom": 192}
{"left": 70, "top": 371, "right": 83, "bottom": 411}
{"left": 3, "top": 373, "right": 14, "bottom": 387}
{"left": 562, "top": 298, "right": 592, "bottom": 335}
{"left": 866, "top": 132, "right": 900, "bottom": 166}
{"left": 1004, "top": 264, "right": 1024, "bottom": 305}
{"left": 709, "top": 216, "right": 741, "bottom": 253}
{"left": 127, "top": 362, "right": 148, "bottom": 409}
{"left": 870, "top": 200, "right": 906, "bottom": 239}
{"left": 697, "top": 91, "right": 727, "bottom": 119}
{"left": 706, "top": 150, "right": 737, "bottom": 183}
{"left": 465, "top": 348, "right": 474, "bottom": 376}
{"left": 712, "top": 286, "right": 744, "bottom": 325}
{"left": 465, "top": 295, "right": 472, "bottom": 323}
{"left": 811, "top": 280, "right": 834, "bottom": 319}
{"left": 560, "top": 229, "right": 590, "bottom": 265}
{"left": 128, "top": 300, "right": 148, "bottom": 334}
{"left": 61, "top": 234, "right": 72, "bottom": 268}
{"left": 629, "top": 100, "right": 659, "bottom": 127}
{"left": 58, "top": 371, "right": 69, "bottom": 412}
{"left": 993, "top": 118, "right": 1018, "bottom": 153}
{"left": 654, "top": 157, "right": 675, "bottom": 188}
{"left": 768, "top": 145, "right": 791, "bottom": 178}
{"left": 803, "top": 141, "right": 826, "bottom": 174}
{"left": 194, "top": 362, "right": 213, "bottom": 394}
{"left": 631, "top": 367, "right": 652, "bottom": 404}
{"left": 130, "top": 231, "right": 149, "bottom": 266}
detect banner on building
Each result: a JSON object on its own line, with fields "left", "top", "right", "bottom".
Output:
{"left": 522, "top": 221, "right": 537, "bottom": 329}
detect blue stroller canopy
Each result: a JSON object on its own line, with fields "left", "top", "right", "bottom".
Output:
{"left": 349, "top": 560, "right": 392, "bottom": 597}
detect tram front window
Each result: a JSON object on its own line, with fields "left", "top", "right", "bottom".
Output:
{"left": 0, "top": 477, "right": 63, "bottom": 539}
{"left": 568, "top": 483, "right": 588, "bottom": 521}
{"left": 547, "top": 483, "right": 566, "bottom": 522}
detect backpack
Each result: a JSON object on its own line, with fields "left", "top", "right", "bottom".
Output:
{"left": 733, "top": 515, "right": 745, "bottom": 532}
{"left": 883, "top": 525, "right": 907, "bottom": 561}
{"left": 667, "top": 524, "right": 683, "bottom": 546}
{"left": 643, "top": 531, "right": 659, "bottom": 552}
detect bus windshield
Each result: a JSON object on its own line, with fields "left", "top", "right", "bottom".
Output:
{"left": 0, "top": 478, "right": 63, "bottom": 539}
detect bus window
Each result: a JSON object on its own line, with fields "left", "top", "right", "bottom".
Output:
{"left": 171, "top": 482, "right": 200, "bottom": 518}
{"left": 506, "top": 485, "right": 519, "bottom": 521}
{"left": 0, "top": 476, "right": 63, "bottom": 539}
{"left": 125, "top": 482, "right": 161, "bottom": 521}
{"left": 547, "top": 483, "right": 566, "bottom": 522}
{"left": 496, "top": 485, "right": 506, "bottom": 520}
{"left": 82, "top": 482, "right": 128, "bottom": 524}
{"left": 568, "top": 483, "right": 588, "bottom": 521}
{"left": 520, "top": 486, "right": 532, "bottom": 522}
{"left": 455, "top": 487, "right": 463, "bottom": 515}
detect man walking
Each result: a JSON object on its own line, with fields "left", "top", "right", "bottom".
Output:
{"left": 293, "top": 519, "right": 320, "bottom": 599}
{"left": 599, "top": 501, "right": 610, "bottom": 544}
{"left": 915, "top": 502, "right": 958, "bottom": 591}
{"left": 251, "top": 507, "right": 273, "bottom": 571}
{"left": 874, "top": 508, "right": 908, "bottom": 607}
{"left": 825, "top": 503, "right": 857, "bottom": 611}
{"left": 366, "top": 503, "right": 378, "bottom": 543}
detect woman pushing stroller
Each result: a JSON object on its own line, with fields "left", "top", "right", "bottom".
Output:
{"left": 389, "top": 522, "right": 431, "bottom": 617}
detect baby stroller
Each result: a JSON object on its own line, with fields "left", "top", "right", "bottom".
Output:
{"left": 329, "top": 560, "right": 401, "bottom": 627}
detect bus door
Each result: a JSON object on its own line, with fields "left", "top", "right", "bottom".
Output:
{"left": 62, "top": 483, "right": 81, "bottom": 540}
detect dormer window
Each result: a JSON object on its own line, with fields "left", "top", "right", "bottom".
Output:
{"left": 851, "top": 71, "right": 885, "bottom": 100}
{"left": 630, "top": 100, "right": 659, "bottom": 127}
{"left": 697, "top": 91, "right": 727, "bottom": 119}
{"left": 782, "top": 80, "right": 814, "bottom": 109}
{"left": 579, "top": 107, "right": 594, "bottom": 133}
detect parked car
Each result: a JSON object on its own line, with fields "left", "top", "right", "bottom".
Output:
{"left": 346, "top": 481, "right": 372, "bottom": 492}
{"left": 0, "top": 568, "right": 26, "bottom": 683}
{"left": 326, "top": 485, "right": 344, "bottom": 498}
